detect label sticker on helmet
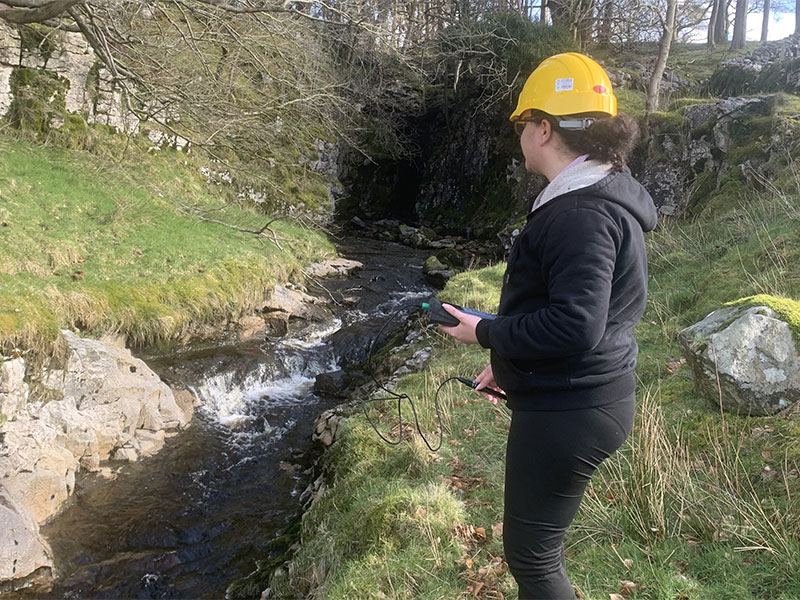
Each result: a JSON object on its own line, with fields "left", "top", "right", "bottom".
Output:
{"left": 555, "top": 78, "right": 574, "bottom": 92}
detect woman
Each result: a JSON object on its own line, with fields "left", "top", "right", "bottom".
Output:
{"left": 439, "top": 52, "right": 658, "bottom": 599}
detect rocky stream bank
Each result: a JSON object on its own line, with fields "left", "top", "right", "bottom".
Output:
{"left": 0, "top": 232, "right": 484, "bottom": 598}
{"left": 0, "top": 254, "right": 367, "bottom": 596}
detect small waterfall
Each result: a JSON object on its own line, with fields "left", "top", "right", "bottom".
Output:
{"left": 191, "top": 319, "right": 343, "bottom": 446}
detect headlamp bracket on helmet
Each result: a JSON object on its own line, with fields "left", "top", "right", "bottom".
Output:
{"left": 557, "top": 117, "right": 596, "bottom": 131}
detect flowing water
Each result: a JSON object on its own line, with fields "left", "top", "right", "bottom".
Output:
{"left": 40, "top": 239, "right": 433, "bottom": 599}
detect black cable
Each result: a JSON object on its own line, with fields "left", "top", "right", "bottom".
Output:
{"left": 360, "top": 301, "right": 457, "bottom": 452}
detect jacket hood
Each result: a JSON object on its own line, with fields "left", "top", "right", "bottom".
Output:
{"left": 531, "top": 164, "right": 658, "bottom": 232}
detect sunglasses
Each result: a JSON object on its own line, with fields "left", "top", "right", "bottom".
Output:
{"left": 512, "top": 118, "right": 538, "bottom": 136}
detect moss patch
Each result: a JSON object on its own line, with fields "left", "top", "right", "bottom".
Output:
{"left": 727, "top": 294, "right": 800, "bottom": 343}
{"left": 6, "top": 67, "right": 68, "bottom": 133}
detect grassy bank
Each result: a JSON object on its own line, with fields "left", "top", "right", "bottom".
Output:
{"left": 268, "top": 177, "right": 800, "bottom": 597}
{"left": 0, "top": 133, "right": 335, "bottom": 359}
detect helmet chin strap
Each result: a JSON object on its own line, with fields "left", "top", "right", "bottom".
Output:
{"left": 558, "top": 117, "right": 596, "bottom": 131}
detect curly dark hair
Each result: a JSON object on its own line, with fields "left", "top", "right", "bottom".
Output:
{"left": 528, "top": 110, "right": 640, "bottom": 171}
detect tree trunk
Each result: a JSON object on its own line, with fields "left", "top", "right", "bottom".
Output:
{"left": 708, "top": 0, "right": 719, "bottom": 47}
{"left": 730, "top": 0, "right": 747, "bottom": 50}
{"left": 548, "top": 0, "right": 569, "bottom": 28}
{"left": 645, "top": 0, "right": 678, "bottom": 124}
{"left": 715, "top": 0, "right": 729, "bottom": 43}
{"left": 597, "top": 0, "right": 612, "bottom": 42}
{"left": 577, "top": 0, "right": 595, "bottom": 46}
{"left": 761, "top": 0, "right": 770, "bottom": 41}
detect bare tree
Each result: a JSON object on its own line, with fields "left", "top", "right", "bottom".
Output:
{"left": 0, "top": 0, "right": 82, "bottom": 24}
{"left": 674, "top": 0, "right": 711, "bottom": 41}
{"left": 548, "top": 0, "right": 597, "bottom": 43}
{"left": 645, "top": 0, "right": 678, "bottom": 123}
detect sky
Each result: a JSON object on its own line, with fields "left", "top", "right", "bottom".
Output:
{"left": 748, "top": 10, "right": 795, "bottom": 40}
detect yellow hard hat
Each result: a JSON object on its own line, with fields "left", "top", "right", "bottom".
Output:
{"left": 510, "top": 52, "right": 617, "bottom": 122}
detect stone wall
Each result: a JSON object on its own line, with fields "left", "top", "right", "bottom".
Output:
{"left": 711, "top": 33, "right": 800, "bottom": 95}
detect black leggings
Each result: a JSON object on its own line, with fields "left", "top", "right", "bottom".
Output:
{"left": 503, "top": 394, "right": 635, "bottom": 599}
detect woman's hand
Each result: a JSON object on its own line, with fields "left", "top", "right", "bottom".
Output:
{"left": 474, "top": 364, "right": 504, "bottom": 404}
{"left": 438, "top": 303, "right": 480, "bottom": 344}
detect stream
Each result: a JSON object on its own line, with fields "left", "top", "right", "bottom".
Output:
{"left": 39, "top": 238, "right": 434, "bottom": 599}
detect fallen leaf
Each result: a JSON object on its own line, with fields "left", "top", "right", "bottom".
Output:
{"left": 474, "top": 527, "right": 487, "bottom": 541}
{"left": 622, "top": 558, "right": 634, "bottom": 569}
{"left": 492, "top": 522, "right": 504, "bottom": 538}
{"left": 465, "top": 557, "right": 473, "bottom": 569}
{"left": 666, "top": 357, "right": 686, "bottom": 374}
{"left": 448, "top": 457, "right": 466, "bottom": 471}
{"left": 670, "top": 559, "right": 689, "bottom": 573}
{"left": 619, "top": 580, "right": 638, "bottom": 596}
{"left": 610, "top": 594, "right": 625, "bottom": 600}
{"left": 468, "top": 581, "right": 484, "bottom": 596}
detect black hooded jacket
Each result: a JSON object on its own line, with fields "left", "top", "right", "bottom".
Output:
{"left": 475, "top": 168, "right": 658, "bottom": 411}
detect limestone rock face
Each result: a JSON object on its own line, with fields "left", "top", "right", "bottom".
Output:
{"left": 0, "top": 330, "right": 193, "bottom": 527}
{"left": 0, "top": 358, "right": 27, "bottom": 421}
{"left": 305, "top": 258, "right": 363, "bottom": 279}
{"left": 639, "top": 94, "right": 782, "bottom": 218}
{"left": 261, "top": 285, "right": 331, "bottom": 322}
{"left": 0, "top": 485, "right": 53, "bottom": 590}
{"left": 0, "top": 22, "right": 20, "bottom": 118}
{"left": 43, "top": 32, "right": 95, "bottom": 116}
{"left": 0, "top": 22, "right": 140, "bottom": 133}
{"left": 678, "top": 305, "right": 800, "bottom": 415}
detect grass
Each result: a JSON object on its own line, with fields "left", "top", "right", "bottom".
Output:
{"left": 0, "top": 132, "right": 335, "bottom": 359}
{"left": 266, "top": 160, "right": 800, "bottom": 598}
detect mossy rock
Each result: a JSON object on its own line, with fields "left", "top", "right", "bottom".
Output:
{"left": 648, "top": 110, "right": 685, "bottom": 133}
{"left": 727, "top": 294, "right": 800, "bottom": 345}
{"left": 6, "top": 67, "right": 69, "bottom": 134}
{"left": 423, "top": 255, "right": 447, "bottom": 273}
{"left": 678, "top": 301, "right": 800, "bottom": 415}
{"left": 755, "top": 57, "right": 800, "bottom": 93}
{"left": 709, "top": 65, "right": 754, "bottom": 96}
{"left": 435, "top": 247, "right": 463, "bottom": 269}
{"left": 671, "top": 97, "right": 719, "bottom": 113}
{"left": 17, "top": 24, "right": 59, "bottom": 62}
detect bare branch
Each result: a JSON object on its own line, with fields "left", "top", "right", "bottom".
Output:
{"left": 160, "top": 0, "right": 287, "bottom": 14}
{"left": 0, "top": 0, "right": 82, "bottom": 24}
